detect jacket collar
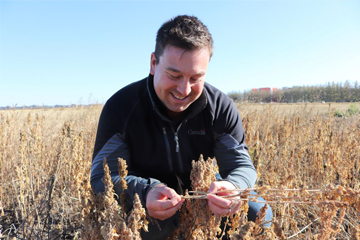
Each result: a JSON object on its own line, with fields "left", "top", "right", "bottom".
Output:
{"left": 146, "top": 74, "right": 207, "bottom": 123}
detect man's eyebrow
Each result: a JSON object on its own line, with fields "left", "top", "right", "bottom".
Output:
{"left": 166, "top": 67, "right": 205, "bottom": 76}
{"left": 165, "top": 67, "right": 181, "bottom": 73}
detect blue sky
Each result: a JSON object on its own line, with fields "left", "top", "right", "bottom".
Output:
{"left": 0, "top": 0, "right": 359, "bottom": 107}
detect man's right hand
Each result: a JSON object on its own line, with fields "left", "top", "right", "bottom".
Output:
{"left": 146, "top": 184, "right": 184, "bottom": 220}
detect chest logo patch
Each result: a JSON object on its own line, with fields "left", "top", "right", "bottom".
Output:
{"left": 188, "top": 129, "right": 206, "bottom": 135}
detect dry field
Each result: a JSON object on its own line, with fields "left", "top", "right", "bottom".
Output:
{"left": 0, "top": 102, "right": 359, "bottom": 239}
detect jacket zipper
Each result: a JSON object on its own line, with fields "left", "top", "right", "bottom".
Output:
{"left": 174, "top": 132, "right": 179, "bottom": 152}
{"left": 162, "top": 127, "right": 173, "bottom": 172}
{"left": 174, "top": 126, "right": 184, "bottom": 173}
{"left": 163, "top": 126, "right": 184, "bottom": 174}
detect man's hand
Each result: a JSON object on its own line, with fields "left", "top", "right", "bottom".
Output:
{"left": 207, "top": 181, "right": 241, "bottom": 216}
{"left": 146, "top": 184, "right": 185, "bottom": 220}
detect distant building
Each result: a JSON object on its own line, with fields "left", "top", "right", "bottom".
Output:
{"left": 258, "top": 87, "right": 271, "bottom": 92}
{"left": 251, "top": 87, "right": 278, "bottom": 102}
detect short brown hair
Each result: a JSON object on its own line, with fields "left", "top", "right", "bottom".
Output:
{"left": 154, "top": 15, "right": 213, "bottom": 64}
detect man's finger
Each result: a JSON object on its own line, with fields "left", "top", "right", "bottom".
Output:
{"left": 148, "top": 197, "right": 182, "bottom": 211}
{"left": 208, "top": 201, "right": 228, "bottom": 215}
{"left": 208, "top": 181, "right": 237, "bottom": 196}
{"left": 207, "top": 193, "right": 232, "bottom": 208}
{"left": 229, "top": 200, "right": 242, "bottom": 215}
{"left": 207, "top": 194, "right": 233, "bottom": 216}
{"left": 148, "top": 200, "right": 184, "bottom": 220}
{"left": 208, "top": 182, "right": 218, "bottom": 193}
{"left": 158, "top": 187, "right": 182, "bottom": 200}
{"left": 148, "top": 185, "right": 181, "bottom": 201}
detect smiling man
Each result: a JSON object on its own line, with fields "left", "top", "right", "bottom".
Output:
{"left": 151, "top": 46, "right": 209, "bottom": 122}
{"left": 91, "top": 15, "right": 272, "bottom": 239}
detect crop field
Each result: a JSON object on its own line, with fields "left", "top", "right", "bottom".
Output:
{"left": 0, "top": 102, "right": 359, "bottom": 239}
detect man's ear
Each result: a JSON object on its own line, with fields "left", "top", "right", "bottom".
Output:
{"left": 150, "top": 53, "right": 157, "bottom": 75}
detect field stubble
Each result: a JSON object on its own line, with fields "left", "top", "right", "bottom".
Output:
{"left": 0, "top": 103, "right": 359, "bottom": 239}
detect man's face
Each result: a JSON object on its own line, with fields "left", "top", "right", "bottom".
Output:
{"left": 150, "top": 46, "right": 210, "bottom": 117}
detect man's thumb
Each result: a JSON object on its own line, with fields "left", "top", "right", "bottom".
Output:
{"left": 207, "top": 182, "right": 217, "bottom": 193}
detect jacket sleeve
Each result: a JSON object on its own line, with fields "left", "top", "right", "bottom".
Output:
{"left": 213, "top": 99, "right": 257, "bottom": 189}
{"left": 91, "top": 104, "right": 161, "bottom": 210}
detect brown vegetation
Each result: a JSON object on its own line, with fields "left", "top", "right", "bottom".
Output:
{"left": 0, "top": 103, "right": 359, "bottom": 239}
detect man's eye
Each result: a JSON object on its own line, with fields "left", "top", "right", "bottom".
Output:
{"left": 191, "top": 78, "right": 201, "bottom": 82}
{"left": 169, "top": 74, "right": 180, "bottom": 79}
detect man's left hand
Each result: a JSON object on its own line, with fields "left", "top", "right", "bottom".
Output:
{"left": 207, "top": 181, "right": 241, "bottom": 216}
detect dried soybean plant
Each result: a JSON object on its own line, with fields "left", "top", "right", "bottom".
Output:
{"left": 2, "top": 103, "right": 360, "bottom": 239}
{"left": 170, "top": 155, "right": 223, "bottom": 239}
{"left": 81, "top": 157, "right": 148, "bottom": 240}
{"left": 0, "top": 106, "right": 101, "bottom": 238}
{"left": 240, "top": 103, "right": 360, "bottom": 239}
{"left": 174, "top": 175, "right": 360, "bottom": 239}
{"left": 171, "top": 155, "right": 255, "bottom": 240}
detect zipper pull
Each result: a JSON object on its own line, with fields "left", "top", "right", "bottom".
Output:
{"left": 174, "top": 132, "right": 179, "bottom": 152}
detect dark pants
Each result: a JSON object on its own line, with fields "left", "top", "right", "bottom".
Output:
{"left": 141, "top": 191, "right": 273, "bottom": 240}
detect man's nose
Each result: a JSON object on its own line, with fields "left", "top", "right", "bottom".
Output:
{"left": 177, "top": 80, "right": 191, "bottom": 96}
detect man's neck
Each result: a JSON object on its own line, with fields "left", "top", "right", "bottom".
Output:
{"left": 166, "top": 110, "right": 185, "bottom": 125}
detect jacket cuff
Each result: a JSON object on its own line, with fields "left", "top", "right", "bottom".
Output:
{"left": 144, "top": 178, "right": 163, "bottom": 206}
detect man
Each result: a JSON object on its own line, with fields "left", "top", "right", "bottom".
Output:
{"left": 91, "top": 15, "right": 272, "bottom": 239}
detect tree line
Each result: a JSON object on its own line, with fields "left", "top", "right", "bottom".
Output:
{"left": 228, "top": 80, "right": 360, "bottom": 103}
